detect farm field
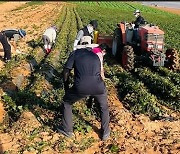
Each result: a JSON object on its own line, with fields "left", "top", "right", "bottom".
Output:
{"left": 0, "top": 1, "right": 179, "bottom": 153}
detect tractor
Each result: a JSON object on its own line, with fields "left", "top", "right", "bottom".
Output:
{"left": 94, "top": 22, "right": 179, "bottom": 71}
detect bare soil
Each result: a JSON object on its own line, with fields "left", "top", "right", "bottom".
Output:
{"left": 151, "top": 6, "right": 180, "bottom": 15}
{"left": 0, "top": 101, "right": 5, "bottom": 123}
{"left": 0, "top": 2, "right": 180, "bottom": 154}
{"left": 0, "top": 84, "right": 179, "bottom": 153}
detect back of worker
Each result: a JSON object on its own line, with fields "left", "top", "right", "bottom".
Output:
{"left": 59, "top": 47, "right": 110, "bottom": 141}
{"left": 43, "top": 27, "right": 56, "bottom": 43}
{"left": 0, "top": 28, "right": 26, "bottom": 62}
{"left": 2, "top": 29, "right": 26, "bottom": 42}
{"left": 42, "top": 26, "right": 57, "bottom": 54}
{"left": 65, "top": 48, "right": 105, "bottom": 95}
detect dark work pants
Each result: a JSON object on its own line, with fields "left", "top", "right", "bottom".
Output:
{"left": 0, "top": 33, "right": 11, "bottom": 60}
{"left": 62, "top": 87, "right": 110, "bottom": 135}
{"left": 133, "top": 29, "right": 139, "bottom": 43}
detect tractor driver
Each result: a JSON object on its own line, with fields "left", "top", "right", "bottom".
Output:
{"left": 73, "top": 20, "right": 98, "bottom": 50}
{"left": 132, "top": 10, "right": 146, "bottom": 43}
{"left": 133, "top": 10, "right": 145, "bottom": 29}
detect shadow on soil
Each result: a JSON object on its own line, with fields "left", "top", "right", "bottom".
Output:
{"left": 0, "top": 54, "right": 63, "bottom": 125}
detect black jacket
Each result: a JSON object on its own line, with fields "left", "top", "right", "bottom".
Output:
{"left": 81, "top": 26, "right": 93, "bottom": 38}
{"left": 64, "top": 48, "right": 105, "bottom": 95}
{"left": 134, "top": 16, "right": 145, "bottom": 28}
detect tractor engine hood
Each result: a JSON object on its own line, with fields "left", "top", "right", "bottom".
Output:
{"left": 139, "top": 24, "right": 164, "bottom": 35}
{"left": 139, "top": 24, "right": 165, "bottom": 52}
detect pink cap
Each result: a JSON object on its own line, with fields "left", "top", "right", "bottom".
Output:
{"left": 92, "top": 47, "right": 102, "bottom": 54}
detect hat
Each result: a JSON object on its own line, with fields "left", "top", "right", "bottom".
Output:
{"left": 133, "top": 10, "right": 140, "bottom": 15}
{"left": 89, "top": 20, "right": 98, "bottom": 30}
{"left": 19, "top": 29, "right": 26, "bottom": 38}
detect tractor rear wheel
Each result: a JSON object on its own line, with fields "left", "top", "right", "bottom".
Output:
{"left": 165, "top": 48, "right": 179, "bottom": 71}
{"left": 112, "top": 28, "right": 123, "bottom": 57}
{"left": 121, "top": 45, "right": 135, "bottom": 71}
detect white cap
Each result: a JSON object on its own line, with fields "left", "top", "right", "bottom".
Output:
{"left": 134, "top": 10, "right": 140, "bottom": 15}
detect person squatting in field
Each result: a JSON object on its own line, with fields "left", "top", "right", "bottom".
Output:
{"left": 0, "top": 29, "right": 26, "bottom": 62}
{"left": 42, "top": 25, "right": 57, "bottom": 55}
{"left": 58, "top": 45, "right": 110, "bottom": 141}
{"left": 73, "top": 20, "right": 98, "bottom": 50}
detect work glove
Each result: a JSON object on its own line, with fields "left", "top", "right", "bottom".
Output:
{"left": 73, "top": 39, "right": 79, "bottom": 50}
{"left": 132, "top": 24, "right": 135, "bottom": 29}
{"left": 16, "top": 49, "right": 21, "bottom": 54}
{"left": 73, "top": 46, "right": 77, "bottom": 51}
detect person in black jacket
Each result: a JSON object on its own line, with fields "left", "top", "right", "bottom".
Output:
{"left": 0, "top": 29, "right": 26, "bottom": 62}
{"left": 73, "top": 20, "right": 98, "bottom": 50}
{"left": 132, "top": 10, "right": 145, "bottom": 43}
{"left": 133, "top": 10, "right": 145, "bottom": 29}
{"left": 58, "top": 47, "right": 110, "bottom": 141}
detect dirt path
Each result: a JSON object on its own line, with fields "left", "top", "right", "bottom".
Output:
{"left": 0, "top": 2, "right": 27, "bottom": 14}
{"left": 151, "top": 6, "right": 180, "bottom": 15}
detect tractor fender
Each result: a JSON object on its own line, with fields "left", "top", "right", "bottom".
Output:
{"left": 120, "top": 22, "right": 126, "bottom": 44}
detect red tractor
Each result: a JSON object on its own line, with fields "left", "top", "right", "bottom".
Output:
{"left": 95, "top": 22, "right": 179, "bottom": 71}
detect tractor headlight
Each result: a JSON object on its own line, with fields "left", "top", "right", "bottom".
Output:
{"left": 148, "top": 44, "right": 154, "bottom": 48}
{"left": 157, "top": 45, "right": 163, "bottom": 49}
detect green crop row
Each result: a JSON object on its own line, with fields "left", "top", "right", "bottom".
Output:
{"left": 105, "top": 62, "right": 168, "bottom": 118}
{"left": 135, "top": 68, "right": 179, "bottom": 99}
{"left": 73, "top": 7, "right": 83, "bottom": 31}
{"left": 155, "top": 67, "right": 180, "bottom": 86}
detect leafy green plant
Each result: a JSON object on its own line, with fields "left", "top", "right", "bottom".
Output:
{"left": 79, "top": 137, "right": 96, "bottom": 151}
{"left": 2, "top": 95, "right": 23, "bottom": 122}
{"left": 73, "top": 117, "right": 92, "bottom": 134}
{"left": 109, "top": 144, "right": 120, "bottom": 153}
{"left": 57, "top": 139, "right": 67, "bottom": 151}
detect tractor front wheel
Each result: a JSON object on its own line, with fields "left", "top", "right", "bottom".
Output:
{"left": 165, "top": 48, "right": 179, "bottom": 71}
{"left": 121, "top": 45, "right": 134, "bottom": 71}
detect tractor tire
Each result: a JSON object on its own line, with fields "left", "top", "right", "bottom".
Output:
{"left": 121, "top": 45, "right": 135, "bottom": 71}
{"left": 165, "top": 48, "right": 179, "bottom": 71}
{"left": 112, "top": 28, "right": 123, "bottom": 58}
